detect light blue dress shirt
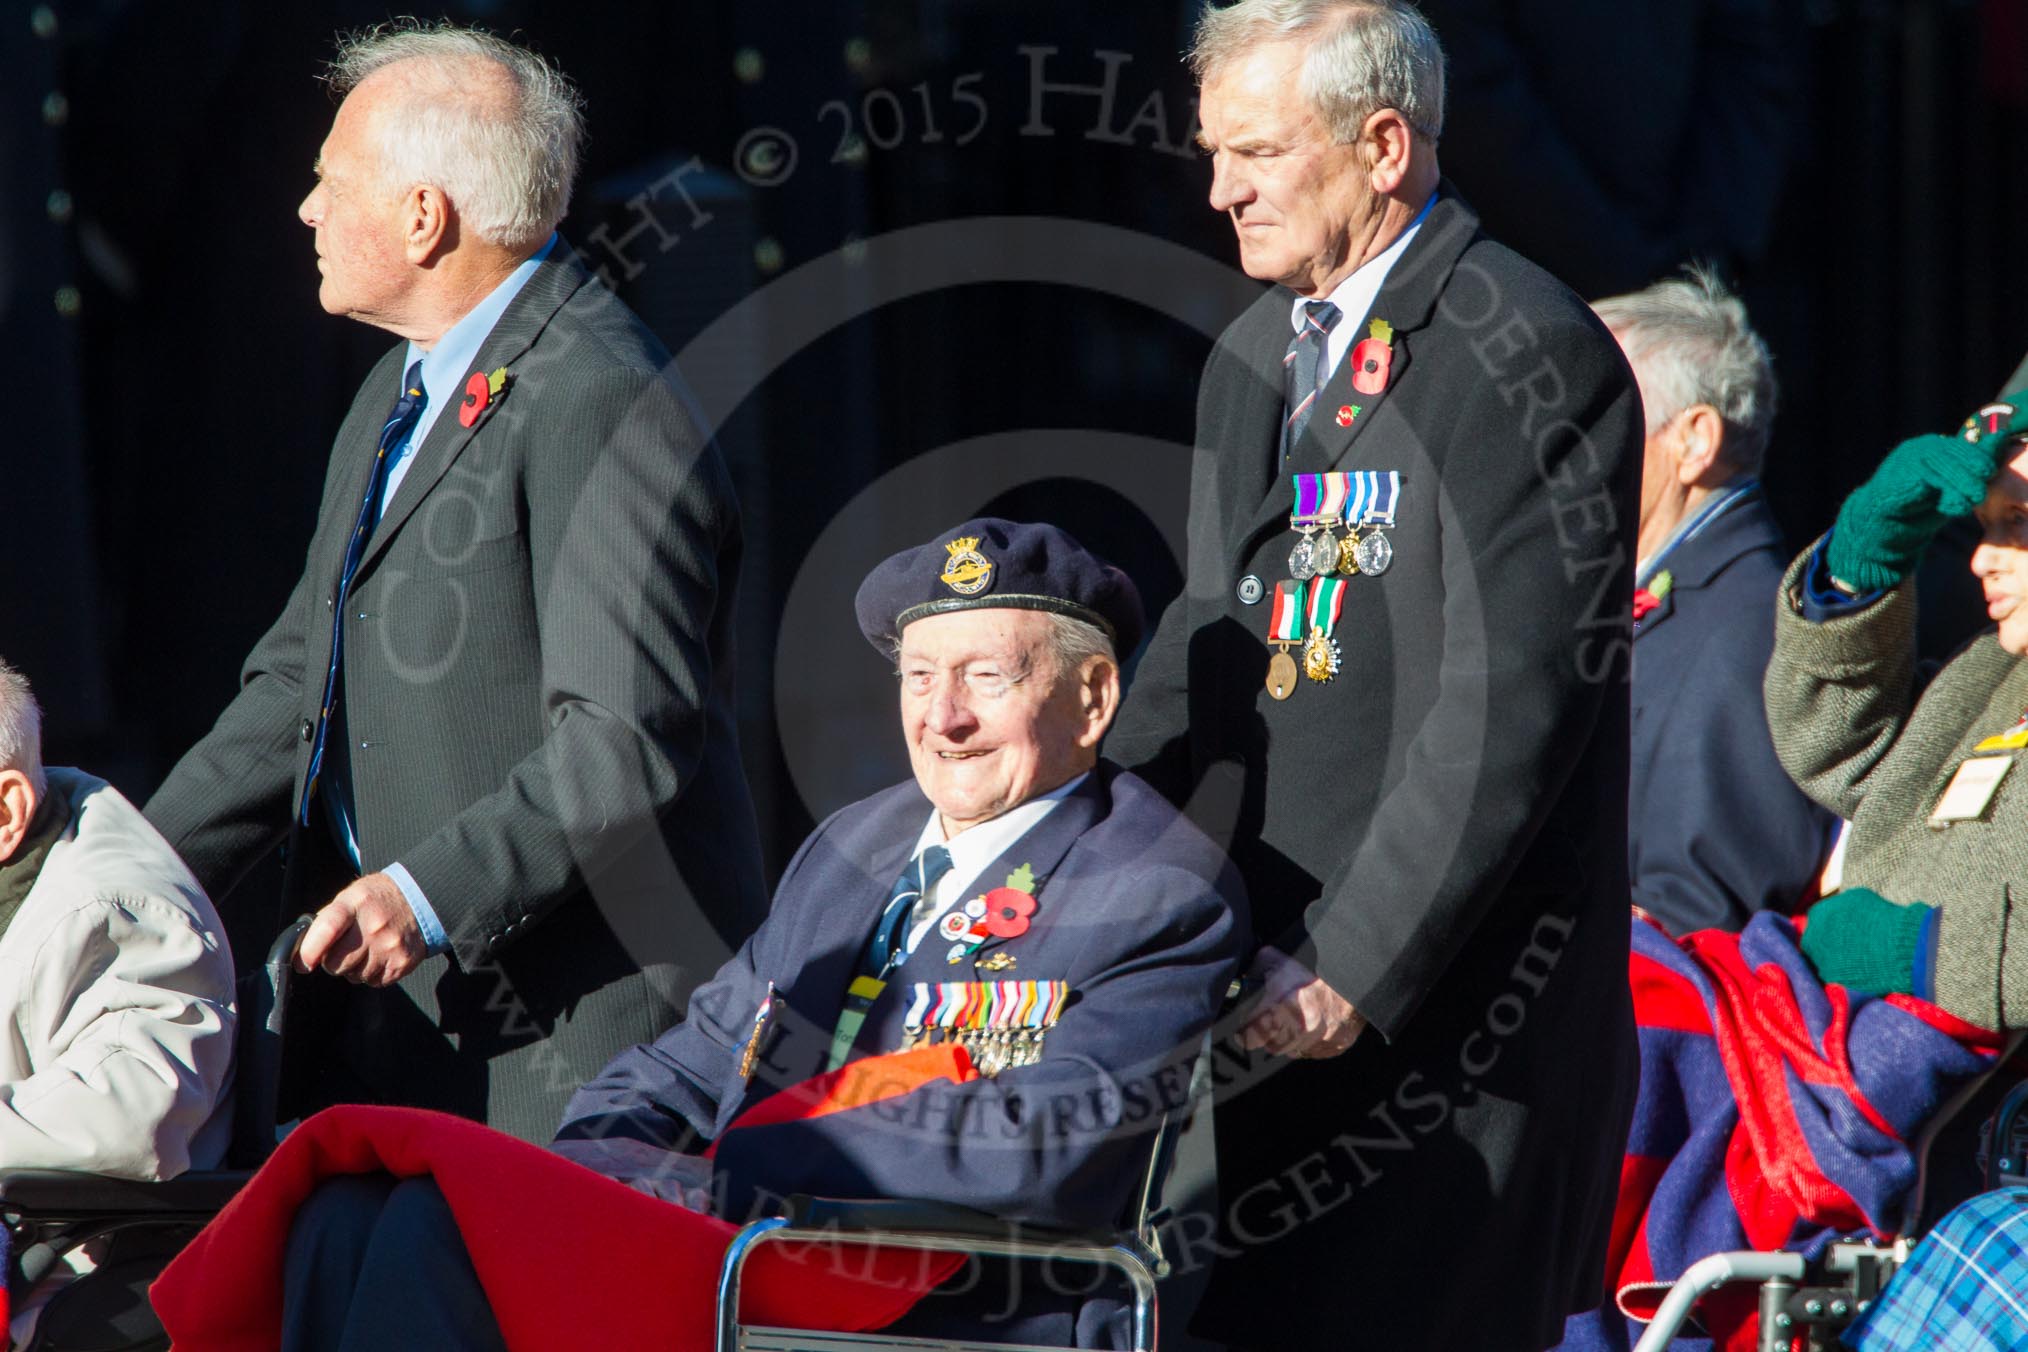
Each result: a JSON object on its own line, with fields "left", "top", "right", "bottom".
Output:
{"left": 326, "top": 234, "right": 557, "bottom": 955}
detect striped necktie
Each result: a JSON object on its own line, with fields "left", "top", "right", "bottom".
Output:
{"left": 1281, "top": 299, "right": 1342, "bottom": 466}
{"left": 862, "top": 844, "right": 955, "bottom": 979}
{"left": 299, "top": 361, "right": 428, "bottom": 825}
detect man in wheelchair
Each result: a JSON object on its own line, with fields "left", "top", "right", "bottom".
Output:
{"left": 263, "top": 520, "right": 1249, "bottom": 1351}
{"left": 0, "top": 657, "right": 234, "bottom": 1181}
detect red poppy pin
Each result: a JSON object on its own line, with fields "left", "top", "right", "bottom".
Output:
{"left": 1350, "top": 318, "right": 1394, "bottom": 396}
{"left": 983, "top": 886, "right": 1037, "bottom": 939}
{"left": 458, "top": 366, "right": 511, "bottom": 429}
{"left": 1632, "top": 570, "right": 1674, "bottom": 624}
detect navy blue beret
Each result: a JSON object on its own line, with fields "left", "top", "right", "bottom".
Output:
{"left": 855, "top": 518, "right": 1144, "bottom": 656}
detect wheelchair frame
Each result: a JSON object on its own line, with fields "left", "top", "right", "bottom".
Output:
{"left": 714, "top": 1061, "right": 1200, "bottom": 1352}
{"left": 1631, "top": 1032, "right": 2028, "bottom": 1352}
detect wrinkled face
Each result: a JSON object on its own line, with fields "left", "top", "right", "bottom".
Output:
{"left": 898, "top": 609, "right": 1100, "bottom": 835}
{"left": 1198, "top": 41, "right": 1375, "bottom": 296}
{"left": 1971, "top": 442, "right": 2028, "bottom": 655}
{"left": 297, "top": 74, "right": 411, "bottom": 324}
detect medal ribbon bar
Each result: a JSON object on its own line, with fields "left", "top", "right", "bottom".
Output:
{"left": 1290, "top": 471, "right": 1351, "bottom": 526}
{"left": 1346, "top": 471, "right": 1400, "bottom": 526}
{"left": 1267, "top": 581, "right": 1307, "bottom": 643}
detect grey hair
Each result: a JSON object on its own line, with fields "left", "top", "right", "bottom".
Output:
{"left": 883, "top": 611, "right": 1118, "bottom": 680}
{"left": 0, "top": 658, "right": 45, "bottom": 797}
{"left": 1043, "top": 613, "right": 1118, "bottom": 680}
{"left": 1594, "top": 264, "right": 1779, "bottom": 475}
{"left": 1189, "top": 0, "right": 1447, "bottom": 143}
{"left": 327, "top": 20, "right": 585, "bottom": 250}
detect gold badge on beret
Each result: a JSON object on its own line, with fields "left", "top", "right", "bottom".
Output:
{"left": 940, "top": 536, "right": 994, "bottom": 595}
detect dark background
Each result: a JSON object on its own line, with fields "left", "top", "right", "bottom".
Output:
{"left": 6, "top": 0, "right": 2026, "bottom": 881}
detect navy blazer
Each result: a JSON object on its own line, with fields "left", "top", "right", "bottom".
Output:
{"left": 554, "top": 762, "right": 1247, "bottom": 1237}
{"left": 1631, "top": 487, "right": 1837, "bottom": 933}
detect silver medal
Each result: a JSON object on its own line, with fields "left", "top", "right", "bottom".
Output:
{"left": 1287, "top": 532, "right": 1323, "bottom": 581}
{"left": 1354, "top": 530, "right": 1393, "bottom": 576}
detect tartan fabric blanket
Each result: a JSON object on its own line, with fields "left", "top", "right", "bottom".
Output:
{"left": 1558, "top": 912, "right": 2002, "bottom": 1352}
{"left": 150, "top": 1046, "right": 977, "bottom": 1351}
{"left": 1845, "top": 1186, "right": 2028, "bottom": 1351}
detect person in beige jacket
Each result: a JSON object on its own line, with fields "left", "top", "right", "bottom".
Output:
{"left": 0, "top": 658, "right": 234, "bottom": 1178}
{"left": 1766, "top": 395, "right": 2028, "bottom": 1031}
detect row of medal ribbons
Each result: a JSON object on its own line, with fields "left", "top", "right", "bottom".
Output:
{"left": 1287, "top": 469, "right": 1400, "bottom": 580}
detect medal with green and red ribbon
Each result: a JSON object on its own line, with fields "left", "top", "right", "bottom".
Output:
{"left": 1302, "top": 575, "right": 1346, "bottom": 682}
{"left": 1265, "top": 580, "right": 1305, "bottom": 700}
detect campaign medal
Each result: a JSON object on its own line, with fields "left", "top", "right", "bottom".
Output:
{"left": 1302, "top": 576, "right": 1346, "bottom": 682}
{"left": 1265, "top": 580, "right": 1304, "bottom": 700}
{"left": 1287, "top": 473, "right": 1350, "bottom": 581}
{"left": 904, "top": 979, "right": 1072, "bottom": 1075}
{"left": 1339, "top": 470, "right": 1401, "bottom": 577}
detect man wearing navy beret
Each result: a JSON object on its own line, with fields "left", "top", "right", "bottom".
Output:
{"left": 280, "top": 519, "right": 1249, "bottom": 1350}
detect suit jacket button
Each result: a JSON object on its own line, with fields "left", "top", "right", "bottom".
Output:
{"left": 1236, "top": 574, "right": 1264, "bottom": 605}
{"left": 299, "top": 718, "right": 314, "bottom": 743}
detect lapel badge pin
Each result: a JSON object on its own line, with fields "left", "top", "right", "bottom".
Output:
{"left": 1335, "top": 404, "right": 1360, "bottom": 428}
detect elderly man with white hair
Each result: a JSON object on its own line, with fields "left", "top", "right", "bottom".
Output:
{"left": 145, "top": 21, "right": 767, "bottom": 1139}
{"left": 1595, "top": 268, "right": 1837, "bottom": 934}
{"left": 0, "top": 658, "right": 233, "bottom": 1179}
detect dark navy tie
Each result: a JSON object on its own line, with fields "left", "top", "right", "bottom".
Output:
{"left": 300, "top": 361, "right": 428, "bottom": 825}
{"left": 1281, "top": 299, "right": 1342, "bottom": 466}
{"left": 861, "top": 844, "right": 955, "bottom": 978}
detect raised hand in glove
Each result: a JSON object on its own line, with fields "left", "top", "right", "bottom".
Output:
{"left": 1798, "top": 886, "right": 1932, "bottom": 996}
{"left": 1827, "top": 391, "right": 2028, "bottom": 592}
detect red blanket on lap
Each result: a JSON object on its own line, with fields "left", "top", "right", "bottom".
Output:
{"left": 152, "top": 1046, "right": 978, "bottom": 1352}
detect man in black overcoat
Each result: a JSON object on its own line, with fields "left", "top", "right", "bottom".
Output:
{"left": 145, "top": 24, "right": 767, "bottom": 1141}
{"left": 1106, "top": 3, "right": 1642, "bottom": 1347}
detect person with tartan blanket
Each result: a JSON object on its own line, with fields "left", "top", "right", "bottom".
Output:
{"left": 1766, "top": 391, "right": 2028, "bottom": 1028}
{"left": 237, "top": 519, "right": 1249, "bottom": 1352}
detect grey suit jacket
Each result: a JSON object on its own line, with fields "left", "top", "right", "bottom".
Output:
{"left": 1767, "top": 541, "right": 2028, "bottom": 1030}
{"left": 147, "top": 245, "right": 769, "bottom": 1139}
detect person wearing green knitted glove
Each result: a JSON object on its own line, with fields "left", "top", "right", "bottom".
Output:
{"left": 1826, "top": 391, "right": 2028, "bottom": 592}
{"left": 1799, "top": 887, "right": 1936, "bottom": 997}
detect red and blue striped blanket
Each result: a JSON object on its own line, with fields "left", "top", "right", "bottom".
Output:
{"left": 1558, "top": 912, "right": 2003, "bottom": 1352}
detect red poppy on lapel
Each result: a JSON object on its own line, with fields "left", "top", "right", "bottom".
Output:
{"left": 982, "top": 887, "right": 1037, "bottom": 939}
{"left": 1350, "top": 334, "right": 1392, "bottom": 396}
{"left": 459, "top": 366, "right": 512, "bottom": 429}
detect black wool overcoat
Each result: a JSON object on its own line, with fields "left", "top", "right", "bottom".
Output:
{"left": 1108, "top": 190, "right": 1643, "bottom": 1351}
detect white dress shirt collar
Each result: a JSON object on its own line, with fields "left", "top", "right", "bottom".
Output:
{"left": 900, "top": 771, "right": 1091, "bottom": 953}
{"left": 1289, "top": 191, "right": 1438, "bottom": 383}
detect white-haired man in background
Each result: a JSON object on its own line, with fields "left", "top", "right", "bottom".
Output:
{"left": 1595, "top": 269, "right": 1836, "bottom": 935}
{"left": 144, "top": 22, "right": 767, "bottom": 1139}
{"left": 0, "top": 658, "right": 233, "bottom": 1179}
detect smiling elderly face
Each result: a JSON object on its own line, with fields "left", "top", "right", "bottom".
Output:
{"left": 896, "top": 608, "right": 1112, "bottom": 836}
{"left": 1972, "top": 440, "right": 2028, "bottom": 655}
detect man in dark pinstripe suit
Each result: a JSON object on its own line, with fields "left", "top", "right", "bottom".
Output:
{"left": 146, "top": 22, "right": 767, "bottom": 1141}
